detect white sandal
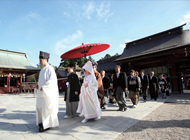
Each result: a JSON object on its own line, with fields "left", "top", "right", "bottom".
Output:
{"left": 81, "top": 119, "right": 88, "bottom": 123}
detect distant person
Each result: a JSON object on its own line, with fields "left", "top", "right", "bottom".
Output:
{"left": 128, "top": 70, "right": 141, "bottom": 108}
{"left": 140, "top": 70, "right": 149, "bottom": 102}
{"left": 77, "top": 61, "right": 101, "bottom": 123}
{"left": 64, "top": 62, "right": 80, "bottom": 119}
{"left": 135, "top": 71, "right": 141, "bottom": 96}
{"left": 109, "top": 74, "right": 116, "bottom": 104}
{"left": 187, "top": 81, "right": 190, "bottom": 90}
{"left": 149, "top": 71, "right": 158, "bottom": 101}
{"left": 36, "top": 51, "right": 59, "bottom": 132}
{"left": 165, "top": 74, "right": 170, "bottom": 96}
{"left": 100, "top": 70, "right": 109, "bottom": 109}
{"left": 92, "top": 61, "right": 104, "bottom": 106}
{"left": 158, "top": 74, "right": 167, "bottom": 99}
{"left": 17, "top": 80, "right": 20, "bottom": 88}
{"left": 113, "top": 65, "right": 128, "bottom": 112}
{"left": 160, "top": 85, "right": 166, "bottom": 99}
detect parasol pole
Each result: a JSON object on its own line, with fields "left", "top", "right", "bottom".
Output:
{"left": 84, "top": 54, "right": 87, "bottom": 62}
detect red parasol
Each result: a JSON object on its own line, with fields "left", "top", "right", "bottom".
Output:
{"left": 60, "top": 43, "right": 110, "bottom": 59}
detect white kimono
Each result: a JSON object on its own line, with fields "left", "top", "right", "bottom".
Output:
{"left": 36, "top": 63, "right": 59, "bottom": 129}
{"left": 77, "top": 61, "right": 101, "bottom": 120}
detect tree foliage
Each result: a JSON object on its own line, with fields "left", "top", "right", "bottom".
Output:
{"left": 99, "top": 53, "right": 120, "bottom": 61}
{"left": 59, "top": 56, "right": 95, "bottom": 68}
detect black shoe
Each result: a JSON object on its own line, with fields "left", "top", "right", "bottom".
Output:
{"left": 39, "top": 127, "right": 50, "bottom": 132}
{"left": 117, "top": 109, "right": 122, "bottom": 111}
{"left": 154, "top": 99, "right": 157, "bottom": 101}
{"left": 38, "top": 123, "right": 43, "bottom": 128}
{"left": 123, "top": 107, "right": 127, "bottom": 112}
{"left": 102, "top": 107, "right": 106, "bottom": 109}
{"left": 121, "top": 107, "right": 127, "bottom": 112}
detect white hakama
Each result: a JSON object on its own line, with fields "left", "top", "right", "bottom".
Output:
{"left": 36, "top": 63, "right": 59, "bottom": 129}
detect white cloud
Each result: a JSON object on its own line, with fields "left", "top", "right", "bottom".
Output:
{"left": 120, "top": 44, "right": 125, "bottom": 48}
{"left": 120, "top": 39, "right": 132, "bottom": 48}
{"left": 83, "top": 2, "right": 95, "bottom": 19}
{"left": 96, "top": 3, "right": 113, "bottom": 22}
{"left": 126, "top": 39, "right": 132, "bottom": 43}
{"left": 104, "top": 13, "right": 113, "bottom": 22}
{"left": 82, "top": 2, "right": 113, "bottom": 22}
{"left": 63, "top": 12, "right": 71, "bottom": 17}
{"left": 26, "top": 12, "right": 40, "bottom": 21}
{"left": 54, "top": 30, "right": 83, "bottom": 56}
{"left": 19, "top": 48, "right": 33, "bottom": 55}
{"left": 177, "top": 11, "right": 190, "bottom": 25}
{"left": 97, "top": 3, "right": 109, "bottom": 18}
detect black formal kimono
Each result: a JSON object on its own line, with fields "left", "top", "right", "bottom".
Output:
{"left": 140, "top": 74, "right": 149, "bottom": 101}
{"left": 127, "top": 76, "right": 141, "bottom": 105}
{"left": 101, "top": 76, "right": 110, "bottom": 108}
{"left": 159, "top": 78, "right": 167, "bottom": 98}
{"left": 158, "top": 78, "right": 167, "bottom": 89}
{"left": 149, "top": 76, "right": 158, "bottom": 100}
{"left": 113, "top": 72, "right": 128, "bottom": 111}
{"left": 64, "top": 72, "right": 80, "bottom": 116}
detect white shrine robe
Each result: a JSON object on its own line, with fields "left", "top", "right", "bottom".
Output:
{"left": 77, "top": 75, "right": 101, "bottom": 119}
{"left": 36, "top": 63, "right": 59, "bottom": 129}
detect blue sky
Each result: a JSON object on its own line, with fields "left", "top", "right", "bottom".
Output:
{"left": 0, "top": 0, "right": 190, "bottom": 67}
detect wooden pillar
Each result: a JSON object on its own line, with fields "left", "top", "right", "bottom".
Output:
{"left": 183, "top": 73, "right": 187, "bottom": 89}
{"left": 26, "top": 77, "right": 28, "bottom": 82}
{"left": 20, "top": 76, "right": 22, "bottom": 93}
{"left": 129, "top": 62, "right": 134, "bottom": 69}
{"left": 170, "top": 56, "right": 179, "bottom": 93}
{"left": 7, "top": 76, "right": 9, "bottom": 93}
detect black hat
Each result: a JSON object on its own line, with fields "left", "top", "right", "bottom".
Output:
{"left": 39, "top": 51, "right": 50, "bottom": 59}
{"left": 68, "top": 62, "right": 75, "bottom": 68}
{"left": 92, "top": 61, "right": 98, "bottom": 66}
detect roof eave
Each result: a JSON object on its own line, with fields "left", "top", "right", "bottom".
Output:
{"left": 125, "top": 24, "right": 186, "bottom": 46}
{"left": 115, "top": 43, "right": 190, "bottom": 63}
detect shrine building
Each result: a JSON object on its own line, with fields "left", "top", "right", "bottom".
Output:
{"left": 0, "top": 49, "right": 40, "bottom": 94}
{"left": 98, "top": 24, "right": 190, "bottom": 93}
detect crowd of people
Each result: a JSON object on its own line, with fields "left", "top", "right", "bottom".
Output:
{"left": 36, "top": 51, "right": 171, "bottom": 132}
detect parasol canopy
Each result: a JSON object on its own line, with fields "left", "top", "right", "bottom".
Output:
{"left": 60, "top": 43, "right": 110, "bottom": 59}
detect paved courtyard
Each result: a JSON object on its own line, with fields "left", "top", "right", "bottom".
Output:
{"left": 0, "top": 93, "right": 169, "bottom": 140}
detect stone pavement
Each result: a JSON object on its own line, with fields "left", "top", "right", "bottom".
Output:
{"left": 0, "top": 93, "right": 170, "bottom": 140}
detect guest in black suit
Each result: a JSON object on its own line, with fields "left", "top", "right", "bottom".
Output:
{"left": 113, "top": 65, "right": 128, "bottom": 112}
{"left": 140, "top": 70, "right": 149, "bottom": 102}
{"left": 149, "top": 71, "right": 158, "bottom": 101}
{"left": 100, "top": 71, "right": 110, "bottom": 109}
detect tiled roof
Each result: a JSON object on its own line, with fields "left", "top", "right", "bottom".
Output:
{"left": 0, "top": 49, "right": 39, "bottom": 71}
{"left": 97, "top": 55, "right": 120, "bottom": 71}
{"left": 116, "top": 24, "right": 190, "bottom": 62}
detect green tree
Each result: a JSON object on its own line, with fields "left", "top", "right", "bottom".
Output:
{"left": 28, "top": 75, "right": 35, "bottom": 82}
{"left": 104, "top": 54, "right": 111, "bottom": 59}
{"left": 87, "top": 56, "right": 95, "bottom": 62}
{"left": 98, "top": 53, "right": 120, "bottom": 61}
{"left": 59, "top": 56, "right": 95, "bottom": 68}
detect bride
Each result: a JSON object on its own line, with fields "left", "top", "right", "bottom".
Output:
{"left": 77, "top": 61, "right": 101, "bottom": 123}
